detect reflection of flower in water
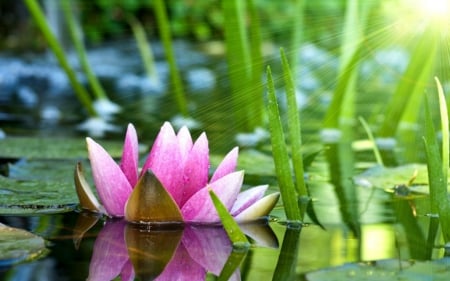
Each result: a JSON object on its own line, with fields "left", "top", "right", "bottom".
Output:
{"left": 82, "top": 219, "right": 277, "bottom": 281}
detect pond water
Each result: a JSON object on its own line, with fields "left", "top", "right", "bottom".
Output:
{"left": 0, "top": 39, "right": 446, "bottom": 280}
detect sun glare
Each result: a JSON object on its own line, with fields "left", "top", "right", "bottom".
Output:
{"left": 414, "top": 0, "right": 450, "bottom": 20}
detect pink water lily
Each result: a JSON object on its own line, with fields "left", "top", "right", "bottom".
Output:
{"left": 75, "top": 122, "right": 279, "bottom": 224}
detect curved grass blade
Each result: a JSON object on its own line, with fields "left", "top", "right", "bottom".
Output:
{"left": 23, "top": 0, "right": 96, "bottom": 117}
{"left": 153, "top": 0, "right": 187, "bottom": 116}
{"left": 209, "top": 189, "right": 249, "bottom": 246}
{"left": 127, "top": 14, "right": 159, "bottom": 83}
{"left": 61, "top": 0, "right": 107, "bottom": 101}
{"left": 359, "top": 117, "right": 384, "bottom": 166}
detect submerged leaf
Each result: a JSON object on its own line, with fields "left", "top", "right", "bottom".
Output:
{"left": 125, "top": 170, "right": 183, "bottom": 224}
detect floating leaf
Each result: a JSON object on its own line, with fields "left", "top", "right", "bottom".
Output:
{"left": 306, "top": 258, "right": 450, "bottom": 281}
{"left": 0, "top": 223, "right": 48, "bottom": 267}
{"left": 0, "top": 175, "right": 77, "bottom": 214}
{"left": 353, "top": 164, "right": 445, "bottom": 194}
{"left": 0, "top": 137, "right": 124, "bottom": 159}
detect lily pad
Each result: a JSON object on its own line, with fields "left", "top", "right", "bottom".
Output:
{"left": 353, "top": 164, "right": 443, "bottom": 194}
{"left": 0, "top": 174, "right": 77, "bottom": 214}
{"left": 0, "top": 137, "right": 124, "bottom": 159}
{"left": 306, "top": 258, "right": 450, "bottom": 281}
{"left": 0, "top": 223, "right": 48, "bottom": 267}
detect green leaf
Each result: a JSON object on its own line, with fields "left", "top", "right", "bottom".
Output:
{"left": 424, "top": 90, "right": 450, "bottom": 242}
{"left": 353, "top": 164, "right": 439, "bottom": 194}
{"left": 0, "top": 223, "right": 49, "bottom": 266}
{"left": 266, "top": 66, "right": 302, "bottom": 222}
{"left": 0, "top": 175, "right": 77, "bottom": 214}
{"left": 0, "top": 137, "right": 124, "bottom": 159}
{"left": 209, "top": 189, "right": 249, "bottom": 246}
{"left": 306, "top": 258, "right": 450, "bottom": 281}
{"left": 280, "top": 48, "right": 308, "bottom": 198}
{"left": 217, "top": 249, "right": 247, "bottom": 281}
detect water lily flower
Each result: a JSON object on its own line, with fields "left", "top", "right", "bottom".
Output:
{"left": 75, "top": 122, "right": 279, "bottom": 224}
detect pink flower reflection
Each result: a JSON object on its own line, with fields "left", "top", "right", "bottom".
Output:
{"left": 85, "top": 220, "right": 276, "bottom": 281}
{"left": 87, "top": 220, "right": 134, "bottom": 281}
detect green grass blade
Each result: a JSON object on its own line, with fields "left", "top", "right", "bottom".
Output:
{"left": 323, "top": 46, "right": 362, "bottom": 128}
{"left": 423, "top": 95, "right": 450, "bottom": 242}
{"left": 217, "top": 249, "right": 248, "bottom": 281}
{"left": 24, "top": 0, "right": 96, "bottom": 117}
{"left": 272, "top": 225, "right": 301, "bottom": 280}
{"left": 153, "top": 0, "right": 188, "bottom": 116}
{"left": 246, "top": 0, "right": 264, "bottom": 128}
{"left": 61, "top": 0, "right": 107, "bottom": 100}
{"left": 222, "top": 0, "right": 253, "bottom": 131}
{"left": 280, "top": 48, "right": 307, "bottom": 198}
{"left": 359, "top": 117, "right": 384, "bottom": 166}
{"left": 288, "top": 0, "right": 304, "bottom": 75}
{"left": 127, "top": 15, "right": 159, "bottom": 83}
{"left": 436, "top": 78, "right": 449, "bottom": 181}
{"left": 209, "top": 189, "right": 249, "bottom": 246}
{"left": 266, "top": 66, "right": 302, "bottom": 221}
{"left": 378, "top": 25, "right": 438, "bottom": 137}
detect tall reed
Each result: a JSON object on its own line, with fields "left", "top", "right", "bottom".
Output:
{"left": 153, "top": 0, "right": 188, "bottom": 116}
{"left": 423, "top": 78, "right": 450, "bottom": 243}
{"left": 24, "top": 0, "right": 97, "bottom": 116}
{"left": 378, "top": 25, "right": 438, "bottom": 137}
{"left": 223, "top": 0, "right": 264, "bottom": 131}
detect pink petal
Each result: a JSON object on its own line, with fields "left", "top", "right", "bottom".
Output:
{"left": 210, "top": 147, "right": 239, "bottom": 183}
{"left": 182, "top": 225, "right": 232, "bottom": 275}
{"left": 120, "top": 124, "right": 139, "bottom": 187}
{"left": 181, "top": 171, "right": 243, "bottom": 223}
{"left": 234, "top": 192, "right": 280, "bottom": 222}
{"left": 181, "top": 133, "right": 210, "bottom": 206}
{"left": 230, "top": 185, "right": 268, "bottom": 216}
{"left": 87, "top": 138, "right": 132, "bottom": 217}
{"left": 155, "top": 243, "right": 206, "bottom": 281}
{"left": 177, "top": 126, "right": 193, "bottom": 164}
{"left": 120, "top": 260, "right": 135, "bottom": 281}
{"left": 141, "top": 122, "right": 184, "bottom": 205}
{"left": 88, "top": 220, "right": 129, "bottom": 281}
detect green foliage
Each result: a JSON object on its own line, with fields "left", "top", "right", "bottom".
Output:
{"left": 0, "top": 224, "right": 49, "bottom": 265}
{"left": 153, "top": 0, "right": 188, "bottom": 116}
{"left": 423, "top": 80, "right": 450, "bottom": 243}
{"left": 24, "top": 0, "right": 97, "bottom": 117}
{"left": 266, "top": 66, "right": 302, "bottom": 222}
{"left": 209, "top": 189, "right": 250, "bottom": 246}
